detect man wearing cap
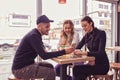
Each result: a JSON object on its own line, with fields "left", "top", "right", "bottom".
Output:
{"left": 12, "top": 15, "right": 75, "bottom": 80}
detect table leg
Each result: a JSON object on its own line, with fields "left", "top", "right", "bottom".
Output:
{"left": 113, "top": 69, "right": 118, "bottom": 80}
{"left": 60, "top": 64, "right": 67, "bottom": 80}
{"left": 116, "top": 69, "right": 118, "bottom": 80}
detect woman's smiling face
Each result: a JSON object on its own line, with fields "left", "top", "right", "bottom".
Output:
{"left": 81, "top": 21, "right": 93, "bottom": 34}
{"left": 63, "top": 24, "right": 72, "bottom": 35}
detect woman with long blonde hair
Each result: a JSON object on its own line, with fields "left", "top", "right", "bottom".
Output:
{"left": 56, "top": 20, "right": 80, "bottom": 80}
{"left": 58, "top": 20, "right": 79, "bottom": 50}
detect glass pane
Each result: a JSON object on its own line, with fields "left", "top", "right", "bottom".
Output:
{"left": 0, "top": 0, "right": 36, "bottom": 79}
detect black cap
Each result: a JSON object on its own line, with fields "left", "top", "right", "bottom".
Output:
{"left": 36, "top": 15, "right": 54, "bottom": 25}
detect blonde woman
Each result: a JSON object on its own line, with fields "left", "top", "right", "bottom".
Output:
{"left": 55, "top": 20, "right": 80, "bottom": 80}
{"left": 58, "top": 20, "right": 80, "bottom": 50}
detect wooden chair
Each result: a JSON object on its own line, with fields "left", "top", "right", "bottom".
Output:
{"left": 8, "top": 74, "right": 44, "bottom": 80}
{"left": 110, "top": 62, "right": 120, "bottom": 80}
{"left": 8, "top": 74, "right": 21, "bottom": 80}
{"left": 86, "top": 69, "right": 114, "bottom": 80}
{"left": 87, "top": 74, "right": 113, "bottom": 80}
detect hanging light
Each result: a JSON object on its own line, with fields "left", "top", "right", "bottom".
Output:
{"left": 59, "top": 0, "right": 66, "bottom": 4}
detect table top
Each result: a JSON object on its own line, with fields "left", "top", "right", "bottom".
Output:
{"left": 110, "top": 63, "right": 120, "bottom": 69}
{"left": 106, "top": 46, "right": 120, "bottom": 51}
{"left": 52, "top": 54, "right": 95, "bottom": 64}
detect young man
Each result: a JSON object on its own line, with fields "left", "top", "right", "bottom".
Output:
{"left": 12, "top": 15, "right": 75, "bottom": 80}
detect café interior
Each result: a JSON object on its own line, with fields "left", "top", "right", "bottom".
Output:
{"left": 0, "top": 0, "right": 120, "bottom": 80}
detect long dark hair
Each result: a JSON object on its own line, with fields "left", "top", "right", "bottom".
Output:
{"left": 81, "top": 16, "right": 95, "bottom": 51}
{"left": 81, "top": 16, "right": 95, "bottom": 29}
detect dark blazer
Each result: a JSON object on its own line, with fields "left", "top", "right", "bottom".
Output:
{"left": 76, "top": 28, "right": 109, "bottom": 65}
{"left": 73, "top": 28, "right": 110, "bottom": 80}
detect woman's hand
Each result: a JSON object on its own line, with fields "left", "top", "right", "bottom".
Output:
{"left": 74, "top": 49, "right": 82, "bottom": 55}
{"left": 74, "top": 49, "right": 87, "bottom": 55}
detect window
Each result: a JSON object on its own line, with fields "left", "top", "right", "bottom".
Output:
{"left": 0, "top": 0, "right": 36, "bottom": 79}
{"left": 98, "top": 12, "right": 102, "bottom": 17}
{"left": 104, "top": 12, "right": 108, "bottom": 17}
{"left": 104, "top": 5, "right": 108, "bottom": 9}
{"left": 99, "top": 20, "right": 104, "bottom": 25}
{"left": 9, "top": 14, "right": 31, "bottom": 27}
{"left": 99, "top": 4, "right": 103, "bottom": 9}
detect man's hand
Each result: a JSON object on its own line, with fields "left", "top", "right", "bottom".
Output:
{"left": 65, "top": 47, "right": 75, "bottom": 54}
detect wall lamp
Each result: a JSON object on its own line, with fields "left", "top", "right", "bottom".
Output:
{"left": 59, "top": 0, "right": 66, "bottom": 4}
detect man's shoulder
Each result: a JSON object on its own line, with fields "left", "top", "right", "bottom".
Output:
{"left": 23, "top": 28, "right": 40, "bottom": 40}
{"left": 27, "top": 28, "right": 40, "bottom": 36}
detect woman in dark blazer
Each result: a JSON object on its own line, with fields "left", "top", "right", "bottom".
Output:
{"left": 73, "top": 16, "right": 109, "bottom": 80}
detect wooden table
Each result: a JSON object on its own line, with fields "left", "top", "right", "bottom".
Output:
{"left": 106, "top": 46, "right": 120, "bottom": 62}
{"left": 106, "top": 46, "right": 120, "bottom": 51}
{"left": 52, "top": 54, "right": 95, "bottom": 80}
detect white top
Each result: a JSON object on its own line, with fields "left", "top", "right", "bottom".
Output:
{"left": 71, "top": 31, "right": 80, "bottom": 47}
{"left": 58, "top": 31, "right": 80, "bottom": 49}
